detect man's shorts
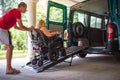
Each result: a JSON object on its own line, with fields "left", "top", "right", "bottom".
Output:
{"left": 0, "top": 28, "right": 12, "bottom": 45}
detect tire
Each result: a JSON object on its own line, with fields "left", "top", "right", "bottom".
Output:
{"left": 31, "top": 58, "right": 37, "bottom": 65}
{"left": 60, "top": 48, "right": 66, "bottom": 56}
{"left": 73, "top": 22, "right": 84, "bottom": 38}
{"left": 48, "top": 49, "right": 59, "bottom": 62}
{"left": 77, "top": 50, "right": 87, "bottom": 58}
{"left": 37, "top": 59, "right": 43, "bottom": 67}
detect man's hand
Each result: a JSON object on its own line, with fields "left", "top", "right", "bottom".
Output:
{"left": 29, "top": 26, "right": 34, "bottom": 31}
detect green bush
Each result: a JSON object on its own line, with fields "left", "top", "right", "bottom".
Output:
{"left": 11, "top": 29, "right": 28, "bottom": 50}
{"left": 0, "top": 50, "right": 27, "bottom": 57}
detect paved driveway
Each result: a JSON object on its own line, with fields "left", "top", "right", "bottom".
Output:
{"left": 0, "top": 54, "right": 120, "bottom": 80}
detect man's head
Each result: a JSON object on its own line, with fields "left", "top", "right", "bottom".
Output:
{"left": 18, "top": 2, "right": 27, "bottom": 13}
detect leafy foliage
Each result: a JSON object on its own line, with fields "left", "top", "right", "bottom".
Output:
{"left": 10, "top": 28, "right": 28, "bottom": 50}
{"left": 36, "top": 4, "right": 47, "bottom": 23}
{"left": 1, "top": 0, "right": 18, "bottom": 14}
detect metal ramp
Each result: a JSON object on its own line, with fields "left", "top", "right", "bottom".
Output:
{"left": 25, "top": 46, "right": 85, "bottom": 73}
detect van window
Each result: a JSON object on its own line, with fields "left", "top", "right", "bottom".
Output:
{"left": 73, "top": 11, "right": 87, "bottom": 26}
{"left": 103, "top": 18, "right": 108, "bottom": 29}
{"left": 90, "top": 16, "right": 102, "bottom": 29}
{"left": 105, "top": 19, "right": 108, "bottom": 25}
{"left": 49, "top": 7, "right": 63, "bottom": 23}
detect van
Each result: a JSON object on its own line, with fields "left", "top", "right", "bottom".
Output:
{"left": 46, "top": 0, "right": 120, "bottom": 61}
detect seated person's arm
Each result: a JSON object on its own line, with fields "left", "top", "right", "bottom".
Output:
{"left": 41, "top": 27, "right": 60, "bottom": 38}
{"left": 37, "top": 19, "right": 60, "bottom": 38}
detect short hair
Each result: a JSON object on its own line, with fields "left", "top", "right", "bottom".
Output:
{"left": 18, "top": 2, "right": 27, "bottom": 8}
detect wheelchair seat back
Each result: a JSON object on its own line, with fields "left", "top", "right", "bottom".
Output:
{"left": 29, "top": 29, "right": 49, "bottom": 47}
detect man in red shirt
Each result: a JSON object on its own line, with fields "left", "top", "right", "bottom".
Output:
{"left": 0, "top": 2, "right": 34, "bottom": 74}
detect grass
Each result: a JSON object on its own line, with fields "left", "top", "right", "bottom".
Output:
{"left": 0, "top": 50, "right": 27, "bottom": 59}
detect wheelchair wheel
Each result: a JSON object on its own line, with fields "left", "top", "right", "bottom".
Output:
{"left": 60, "top": 48, "right": 66, "bottom": 56}
{"left": 48, "top": 49, "right": 59, "bottom": 62}
{"left": 37, "top": 59, "right": 43, "bottom": 67}
{"left": 31, "top": 58, "right": 37, "bottom": 65}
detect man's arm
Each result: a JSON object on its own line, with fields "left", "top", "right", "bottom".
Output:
{"left": 14, "top": 24, "right": 23, "bottom": 30}
{"left": 16, "top": 19, "right": 34, "bottom": 31}
{"left": 41, "top": 27, "right": 58, "bottom": 38}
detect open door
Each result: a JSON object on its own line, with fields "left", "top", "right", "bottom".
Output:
{"left": 46, "top": 1, "right": 67, "bottom": 39}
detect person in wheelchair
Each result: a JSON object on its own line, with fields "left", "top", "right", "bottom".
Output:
{"left": 29, "top": 20, "right": 66, "bottom": 66}
{"left": 36, "top": 19, "right": 61, "bottom": 38}
{"left": 36, "top": 19, "right": 66, "bottom": 56}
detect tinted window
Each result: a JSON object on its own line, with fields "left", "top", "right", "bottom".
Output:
{"left": 90, "top": 16, "right": 102, "bottom": 29}
{"left": 103, "top": 19, "right": 108, "bottom": 29}
{"left": 73, "top": 11, "right": 87, "bottom": 26}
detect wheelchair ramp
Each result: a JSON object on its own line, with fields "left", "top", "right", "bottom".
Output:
{"left": 25, "top": 46, "right": 85, "bottom": 73}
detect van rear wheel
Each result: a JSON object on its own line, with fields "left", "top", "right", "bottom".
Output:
{"left": 77, "top": 50, "right": 87, "bottom": 58}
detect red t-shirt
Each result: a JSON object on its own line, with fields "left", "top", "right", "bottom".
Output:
{"left": 0, "top": 8, "right": 21, "bottom": 30}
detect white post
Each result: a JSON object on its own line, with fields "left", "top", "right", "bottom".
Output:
{"left": 24, "top": 0, "right": 38, "bottom": 60}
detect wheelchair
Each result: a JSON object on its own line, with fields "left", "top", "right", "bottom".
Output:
{"left": 29, "top": 29, "right": 66, "bottom": 67}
